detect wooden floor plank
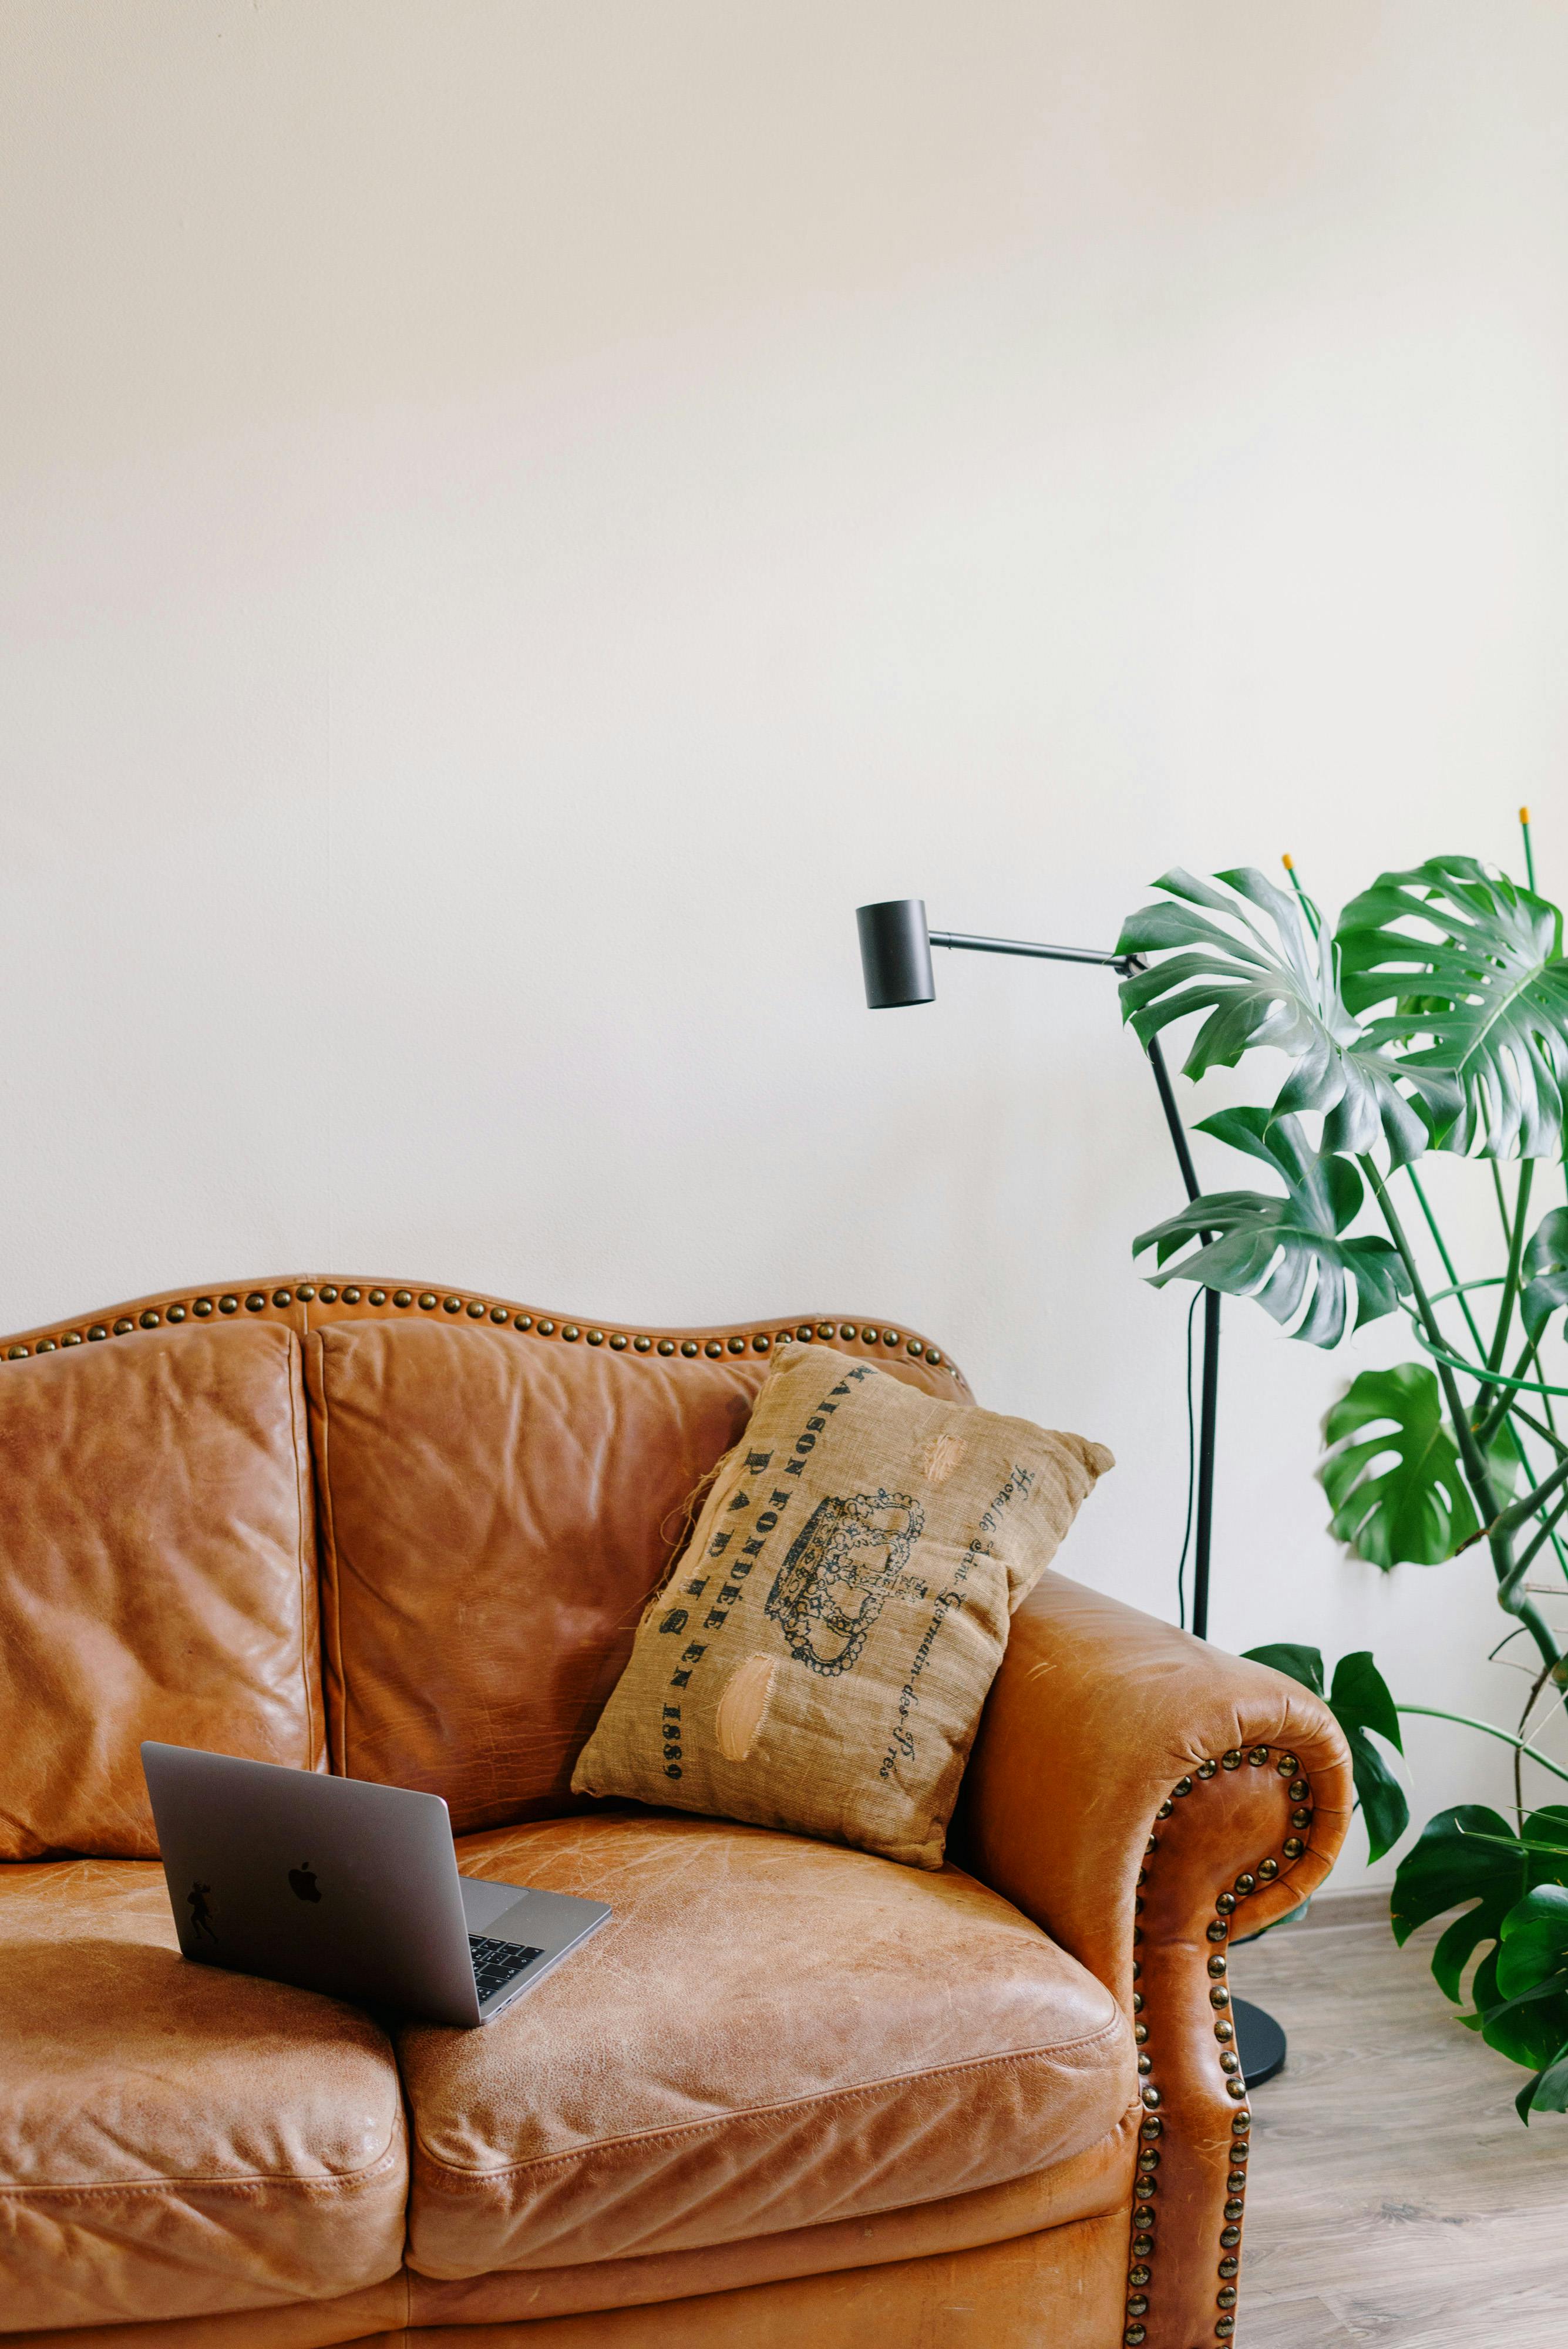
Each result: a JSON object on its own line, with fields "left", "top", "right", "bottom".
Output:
{"left": 1227, "top": 1919, "right": 1567, "bottom": 2346}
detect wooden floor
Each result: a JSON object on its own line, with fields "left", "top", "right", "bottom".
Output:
{"left": 1229, "top": 1916, "right": 1567, "bottom": 2345}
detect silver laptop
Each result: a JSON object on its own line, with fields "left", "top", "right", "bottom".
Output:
{"left": 141, "top": 1742, "right": 610, "bottom": 2028}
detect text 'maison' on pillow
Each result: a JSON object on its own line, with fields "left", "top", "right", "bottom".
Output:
{"left": 572, "top": 1342, "right": 1112, "bottom": 1869}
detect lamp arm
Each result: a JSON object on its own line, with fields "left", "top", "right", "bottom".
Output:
{"left": 928, "top": 928, "right": 1132, "bottom": 973}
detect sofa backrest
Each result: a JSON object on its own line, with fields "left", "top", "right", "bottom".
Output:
{"left": 0, "top": 1320, "right": 321, "bottom": 1860}
{"left": 0, "top": 1278, "right": 968, "bottom": 1850}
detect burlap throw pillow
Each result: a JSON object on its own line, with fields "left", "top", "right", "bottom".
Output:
{"left": 571, "top": 1342, "right": 1113, "bottom": 1868}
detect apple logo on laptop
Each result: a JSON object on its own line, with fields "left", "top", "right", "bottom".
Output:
{"left": 288, "top": 1860, "right": 322, "bottom": 1903}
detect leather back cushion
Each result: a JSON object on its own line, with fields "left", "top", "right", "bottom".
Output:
{"left": 307, "top": 1321, "right": 784, "bottom": 1832}
{"left": 0, "top": 1321, "right": 322, "bottom": 1860}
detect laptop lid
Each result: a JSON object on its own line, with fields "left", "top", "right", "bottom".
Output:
{"left": 142, "top": 1741, "right": 486, "bottom": 2027}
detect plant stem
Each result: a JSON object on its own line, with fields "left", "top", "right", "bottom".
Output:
{"left": 1362, "top": 1158, "right": 1499, "bottom": 1509}
{"left": 1476, "top": 1331, "right": 1547, "bottom": 1451}
{"left": 1485, "top": 1450, "right": 1568, "bottom": 1550}
{"left": 1404, "top": 1165, "right": 1488, "bottom": 1359}
{"left": 1517, "top": 1653, "right": 1561, "bottom": 1823}
{"left": 1397, "top": 1705, "right": 1568, "bottom": 1790}
{"left": 1488, "top": 1160, "right": 1535, "bottom": 1380}
{"left": 1492, "top": 1161, "right": 1515, "bottom": 1256}
{"left": 1506, "top": 1492, "right": 1568, "bottom": 1597}
{"left": 1361, "top": 1155, "right": 1562, "bottom": 1674}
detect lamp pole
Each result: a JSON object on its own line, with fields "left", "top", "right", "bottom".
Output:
{"left": 855, "top": 901, "right": 1219, "bottom": 1639}
{"left": 856, "top": 899, "right": 1288, "bottom": 2089}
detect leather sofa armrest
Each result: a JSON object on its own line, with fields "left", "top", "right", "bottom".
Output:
{"left": 958, "top": 1566, "right": 1353, "bottom": 2349}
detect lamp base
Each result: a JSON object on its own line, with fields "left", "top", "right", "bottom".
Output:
{"left": 1231, "top": 1995, "right": 1287, "bottom": 2088}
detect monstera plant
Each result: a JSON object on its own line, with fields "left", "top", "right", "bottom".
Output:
{"left": 1117, "top": 828, "right": 1568, "bottom": 2121}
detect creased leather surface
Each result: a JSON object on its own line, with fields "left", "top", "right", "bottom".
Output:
{"left": 399, "top": 1811, "right": 1136, "bottom": 2280}
{"left": 959, "top": 1569, "right": 1353, "bottom": 2349}
{"left": 409, "top": 2105, "right": 1137, "bottom": 2321}
{"left": 402, "top": 2212, "right": 1129, "bottom": 2347}
{"left": 307, "top": 1325, "right": 765, "bottom": 1832}
{"left": 0, "top": 1321, "right": 322, "bottom": 1860}
{"left": 0, "top": 1860, "right": 407, "bottom": 2333}
{"left": 307, "top": 1323, "right": 959, "bottom": 1836}
{"left": 960, "top": 1569, "right": 1353, "bottom": 1998}
{"left": 1, "top": 2131, "right": 1138, "bottom": 2347}
{"left": 5, "top": 2282, "right": 410, "bottom": 2349}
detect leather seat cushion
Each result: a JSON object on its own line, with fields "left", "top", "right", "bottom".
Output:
{"left": 0, "top": 1320, "right": 324, "bottom": 1860}
{"left": 398, "top": 1812, "right": 1135, "bottom": 2280}
{"left": 0, "top": 1859, "right": 408, "bottom": 2333}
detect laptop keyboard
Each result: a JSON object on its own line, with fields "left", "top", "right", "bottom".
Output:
{"left": 469, "top": 1934, "right": 543, "bottom": 2003}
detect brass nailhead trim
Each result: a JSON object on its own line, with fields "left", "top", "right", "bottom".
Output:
{"left": 193, "top": 1299, "right": 214, "bottom": 1317}
{"left": 343, "top": 1287, "right": 362, "bottom": 1303}
{"left": 394, "top": 1291, "right": 413, "bottom": 1307}
{"left": 562, "top": 1325, "right": 580, "bottom": 1341}
{"left": 610, "top": 1332, "right": 628, "bottom": 1348}
{"left": 1132, "top": 1747, "right": 1311, "bottom": 2338}
{"left": 166, "top": 1307, "right": 186, "bottom": 1324}
{"left": 444, "top": 1297, "right": 463, "bottom": 1314}
{"left": 272, "top": 1289, "right": 292, "bottom": 1307}
{"left": 220, "top": 1296, "right": 238, "bottom": 1313}
{"left": 419, "top": 1294, "right": 437, "bottom": 1309}
{"left": 140, "top": 1311, "right": 160, "bottom": 1328}
{"left": 728, "top": 1336, "right": 745, "bottom": 1354}
{"left": 113, "top": 1318, "right": 133, "bottom": 1335}
{"left": 587, "top": 1330, "right": 604, "bottom": 1345}
{"left": 537, "top": 1320, "right": 555, "bottom": 1335}
{"left": 633, "top": 1335, "right": 651, "bottom": 1351}
{"left": 297, "top": 1285, "right": 316, "bottom": 1301}
{"left": 515, "top": 1315, "right": 533, "bottom": 1330}
{"left": 319, "top": 1287, "right": 338, "bottom": 1302}
{"left": 704, "top": 1340, "right": 721, "bottom": 1357}
{"left": 467, "top": 1300, "right": 486, "bottom": 1318}
{"left": 492, "top": 1306, "right": 509, "bottom": 1323}
{"left": 368, "top": 1288, "right": 386, "bottom": 1305}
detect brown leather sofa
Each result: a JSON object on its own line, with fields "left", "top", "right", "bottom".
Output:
{"left": 0, "top": 1277, "right": 1351, "bottom": 2349}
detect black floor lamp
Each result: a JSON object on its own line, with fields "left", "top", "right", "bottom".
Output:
{"left": 854, "top": 896, "right": 1286, "bottom": 2089}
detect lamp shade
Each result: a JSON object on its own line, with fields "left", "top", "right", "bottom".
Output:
{"left": 856, "top": 898, "right": 936, "bottom": 1009}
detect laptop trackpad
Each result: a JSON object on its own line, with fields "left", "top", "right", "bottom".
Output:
{"left": 459, "top": 1877, "right": 533, "bottom": 1934}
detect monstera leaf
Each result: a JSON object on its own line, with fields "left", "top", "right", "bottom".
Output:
{"left": 1116, "top": 867, "right": 1435, "bottom": 1165}
{"left": 1319, "top": 1363, "right": 1479, "bottom": 1567}
{"left": 1132, "top": 1108, "right": 1409, "bottom": 1348}
{"left": 1523, "top": 1206, "right": 1568, "bottom": 1342}
{"left": 1497, "top": 1886, "right": 1568, "bottom": 2119}
{"left": 1394, "top": 1803, "right": 1568, "bottom": 2005}
{"left": 1336, "top": 856, "right": 1568, "bottom": 1157}
{"left": 1244, "top": 1645, "right": 1409, "bottom": 1862}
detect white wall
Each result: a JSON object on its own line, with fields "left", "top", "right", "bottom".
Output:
{"left": 5, "top": 1, "right": 1568, "bottom": 1888}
